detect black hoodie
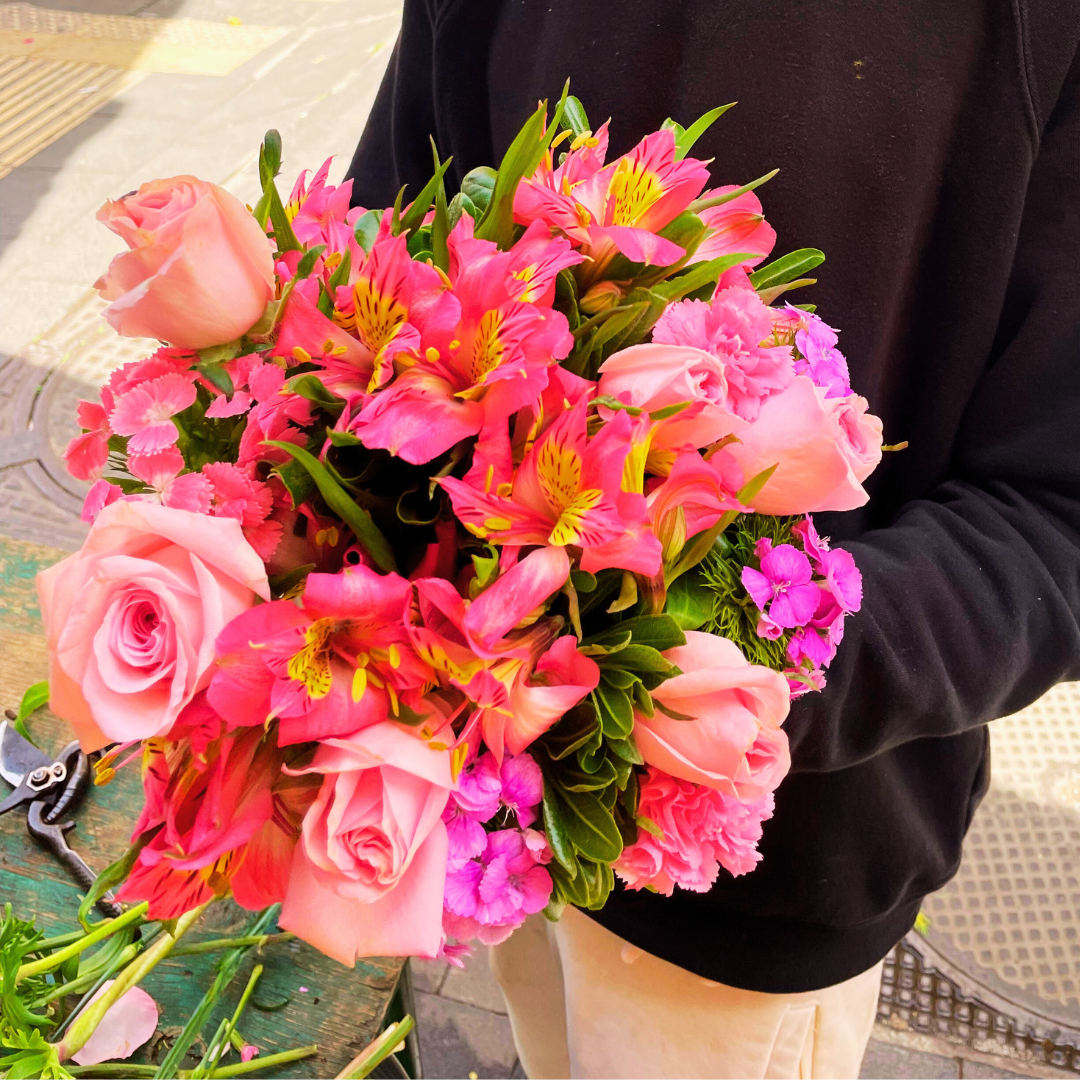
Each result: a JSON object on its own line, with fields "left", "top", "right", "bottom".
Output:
{"left": 345, "top": 0, "right": 1080, "bottom": 992}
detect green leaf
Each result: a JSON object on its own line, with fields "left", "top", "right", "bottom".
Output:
{"left": 460, "top": 167, "right": 497, "bottom": 213}
{"left": 583, "top": 614, "right": 686, "bottom": 653}
{"left": 475, "top": 83, "right": 568, "bottom": 249}
{"left": 541, "top": 784, "right": 578, "bottom": 875}
{"left": 607, "top": 570, "right": 638, "bottom": 614}
{"left": 430, "top": 139, "right": 451, "bottom": 274}
{"left": 552, "top": 785, "right": 623, "bottom": 863}
{"left": 569, "top": 569, "right": 597, "bottom": 593}
{"left": 688, "top": 168, "right": 779, "bottom": 213}
{"left": 295, "top": 243, "right": 326, "bottom": 280}
{"left": 399, "top": 155, "right": 454, "bottom": 238}
{"left": 272, "top": 457, "right": 315, "bottom": 509}
{"left": 447, "top": 191, "right": 478, "bottom": 229}
{"left": 664, "top": 570, "right": 716, "bottom": 631}
{"left": 652, "top": 252, "right": 757, "bottom": 302}
{"left": 674, "top": 102, "right": 736, "bottom": 159}
{"left": 264, "top": 171, "right": 301, "bottom": 254}
{"left": 354, "top": 209, "right": 381, "bottom": 254}
{"left": 593, "top": 682, "right": 633, "bottom": 740}
{"left": 748, "top": 248, "right": 826, "bottom": 292}
{"left": 288, "top": 374, "right": 345, "bottom": 411}
{"left": 265, "top": 441, "right": 396, "bottom": 572}
{"left": 551, "top": 857, "right": 612, "bottom": 910}
{"left": 607, "top": 735, "right": 644, "bottom": 766}
{"left": 557, "top": 757, "right": 617, "bottom": 792}
{"left": 599, "top": 666, "right": 636, "bottom": 690}
{"left": 606, "top": 644, "right": 677, "bottom": 675}
{"left": 13, "top": 682, "right": 48, "bottom": 742}
{"left": 561, "top": 95, "right": 590, "bottom": 137}
{"left": 755, "top": 277, "right": 817, "bottom": 305}
{"left": 324, "top": 428, "right": 362, "bottom": 448}
{"left": 540, "top": 701, "right": 601, "bottom": 761}
{"left": 77, "top": 825, "right": 162, "bottom": 929}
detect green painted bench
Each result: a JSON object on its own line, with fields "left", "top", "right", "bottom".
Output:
{"left": 0, "top": 536, "right": 419, "bottom": 1078}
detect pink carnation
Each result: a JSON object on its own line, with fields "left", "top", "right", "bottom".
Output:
{"left": 651, "top": 288, "right": 794, "bottom": 421}
{"left": 614, "top": 768, "right": 775, "bottom": 895}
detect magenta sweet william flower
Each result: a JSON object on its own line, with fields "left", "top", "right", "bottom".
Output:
{"left": 741, "top": 543, "right": 821, "bottom": 629}
{"left": 499, "top": 752, "right": 543, "bottom": 828}
{"left": 442, "top": 828, "right": 552, "bottom": 944}
{"left": 789, "top": 305, "right": 852, "bottom": 399}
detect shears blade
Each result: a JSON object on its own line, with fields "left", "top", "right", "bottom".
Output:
{"left": 0, "top": 719, "right": 55, "bottom": 789}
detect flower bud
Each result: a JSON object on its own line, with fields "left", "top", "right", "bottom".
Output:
{"left": 580, "top": 280, "right": 625, "bottom": 315}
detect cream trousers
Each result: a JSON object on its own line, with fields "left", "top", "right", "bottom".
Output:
{"left": 489, "top": 907, "right": 883, "bottom": 1080}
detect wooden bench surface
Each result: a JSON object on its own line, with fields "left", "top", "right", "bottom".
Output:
{"left": 0, "top": 535, "right": 405, "bottom": 1077}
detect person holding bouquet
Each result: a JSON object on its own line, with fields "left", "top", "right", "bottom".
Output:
{"left": 345, "top": 1, "right": 1080, "bottom": 1077}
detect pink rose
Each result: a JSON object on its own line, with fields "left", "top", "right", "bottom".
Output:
{"left": 634, "top": 632, "right": 791, "bottom": 799}
{"left": 724, "top": 376, "right": 884, "bottom": 514}
{"left": 95, "top": 176, "right": 275, "bottom": 349}
{"left": 280, "top": 723, "right": 453, "bottom": 963}
{"left": 597, "top": 343, "right": 739, "bottom": 451}
{"left": 36, "top": 500, "right": 269, "bottom": 752}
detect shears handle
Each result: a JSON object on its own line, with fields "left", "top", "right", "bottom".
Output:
{"left": 26, "top": 802, "right": 124, "bottom": 919}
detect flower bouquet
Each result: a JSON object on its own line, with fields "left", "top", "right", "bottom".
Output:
{"left": 41, "top": 87, "right": 883, "bottom": 970}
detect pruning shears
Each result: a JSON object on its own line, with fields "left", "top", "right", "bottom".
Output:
{"left": 0, "top": 719, "right": 122, "bottom": 918}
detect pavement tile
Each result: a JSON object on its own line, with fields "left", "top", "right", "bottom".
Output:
{"left": 860, "top": 1038, "right": 959, "bottom": 1079}
{"left": 410, "top": 957, "right": 449, "bottom": 995}
{"left": 414, "top": 990, "right": 517, "bottom": 1080}
{"left": 958, "top": 1062, "right": 1033, "bottom": 1079}
{"left": 440, "top": 954, "right": 509, "bottom": 1015}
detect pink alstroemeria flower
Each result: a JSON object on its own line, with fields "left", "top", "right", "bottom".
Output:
{"left": 349, "top": 218, "right": 573, "bottom": 465}
{"left": 110, "top": 372, "right": 197, "bottom": 453}
{"left": 693, "top": 186, "right": 777, "bottom": 268}
{"left": 441, "top": 399, "right": 661, "bottom": 576}
{"left": 208, "top": 567, "right": 431, "bottom": 744}
{"left": 285, "top": 157, "right": 354, "bottom": 249}
{"left": 515, "top": 126, "right": 710, "bottom": 282}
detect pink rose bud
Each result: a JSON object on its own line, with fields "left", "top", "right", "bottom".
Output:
{"left": 95, "top": 176, "right": 275, "bottom": 349}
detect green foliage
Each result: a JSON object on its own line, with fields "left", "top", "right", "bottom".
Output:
{"left": 748, "top": 248, "right": 826, "bottom": 292}
{"left": 0, "top": 1024, "right": 71, "bottom": 1079}
{"left": 536, "top": 615, "right": 684, "bottom": 912}
{"left": 11, "top": 682, "right": 47, "bottom": 743}
{"left": 0, "top": 907, "right": 52, "bottom": 1035}
{"left": 699, "top": 514, "right": 801, "bottom": 673}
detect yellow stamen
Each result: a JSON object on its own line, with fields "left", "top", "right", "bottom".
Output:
{"left": 352, "top": 666, "right": 367, "bottom": 702}
{"left": 292, "top": 346, "right": 312, "bottom": 363}
{"left": 388, "top": 643, "right": 401, "bottom": 669}
{"left": 607, "top": 158, "right": 664, "bottom": 228}
{"left": 287, "top": 617, "right": 334, "bottom": 699}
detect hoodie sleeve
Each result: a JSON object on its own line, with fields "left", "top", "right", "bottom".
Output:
{"left": 786, "top": 50, "right": 1080, "bottom": 773}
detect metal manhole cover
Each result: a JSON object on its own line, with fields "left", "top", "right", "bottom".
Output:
{"left": 908, "top": 684, "right": 1080, "bottom": 1049}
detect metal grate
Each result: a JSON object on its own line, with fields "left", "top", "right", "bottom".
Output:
{"left": 0, "top": 56, "right": 145, "bottom": 178}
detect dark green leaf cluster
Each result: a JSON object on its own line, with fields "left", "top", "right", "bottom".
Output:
{"left": 534, "top": 605, "right": 686, "bottom": 914}
{"left": 698, "top": 514, "right": 801, "bottom": 673}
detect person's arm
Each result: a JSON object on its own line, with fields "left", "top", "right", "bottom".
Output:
{"left": 787, "top": 51, "right": 1080, "bottom": 772}
{"left": 345, "top": 0, "right": 439, "bottom": 210}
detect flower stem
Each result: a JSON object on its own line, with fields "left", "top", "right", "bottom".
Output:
{"left": 16, "top": 903, "right": 148, "bottom": 984}
{"left": 334, "top": 1016, "right": 415, "bottom": 1080}
{"left": 170, "top": 933, "right": 294, "bottom": 957}
{"left": 56, "top": 903, "right": 207, "bottom": 1062}
{"left": 67, "top": 1065, "right": 159, "bottom": 1077}
{"left": 207, "top": 1044, "right": 319, "bottom": 1078}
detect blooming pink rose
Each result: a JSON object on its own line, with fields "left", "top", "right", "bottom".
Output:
{"left": 280, "top": 722, "right": 453, "bottom": 963}
{"left": 723, "top": 376, "right": 884, "bottom": 514}
{"left": 95, "top": 176, "right": 274, "bottom": 349}
{"left": 634, "top": 632, "right": 791, "bottom": 799}
{"left": 597, "top": 343, "right": 738, "bottom": 451}
{"left": 36, "top": 500, "right": 269, "bottom": 752}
